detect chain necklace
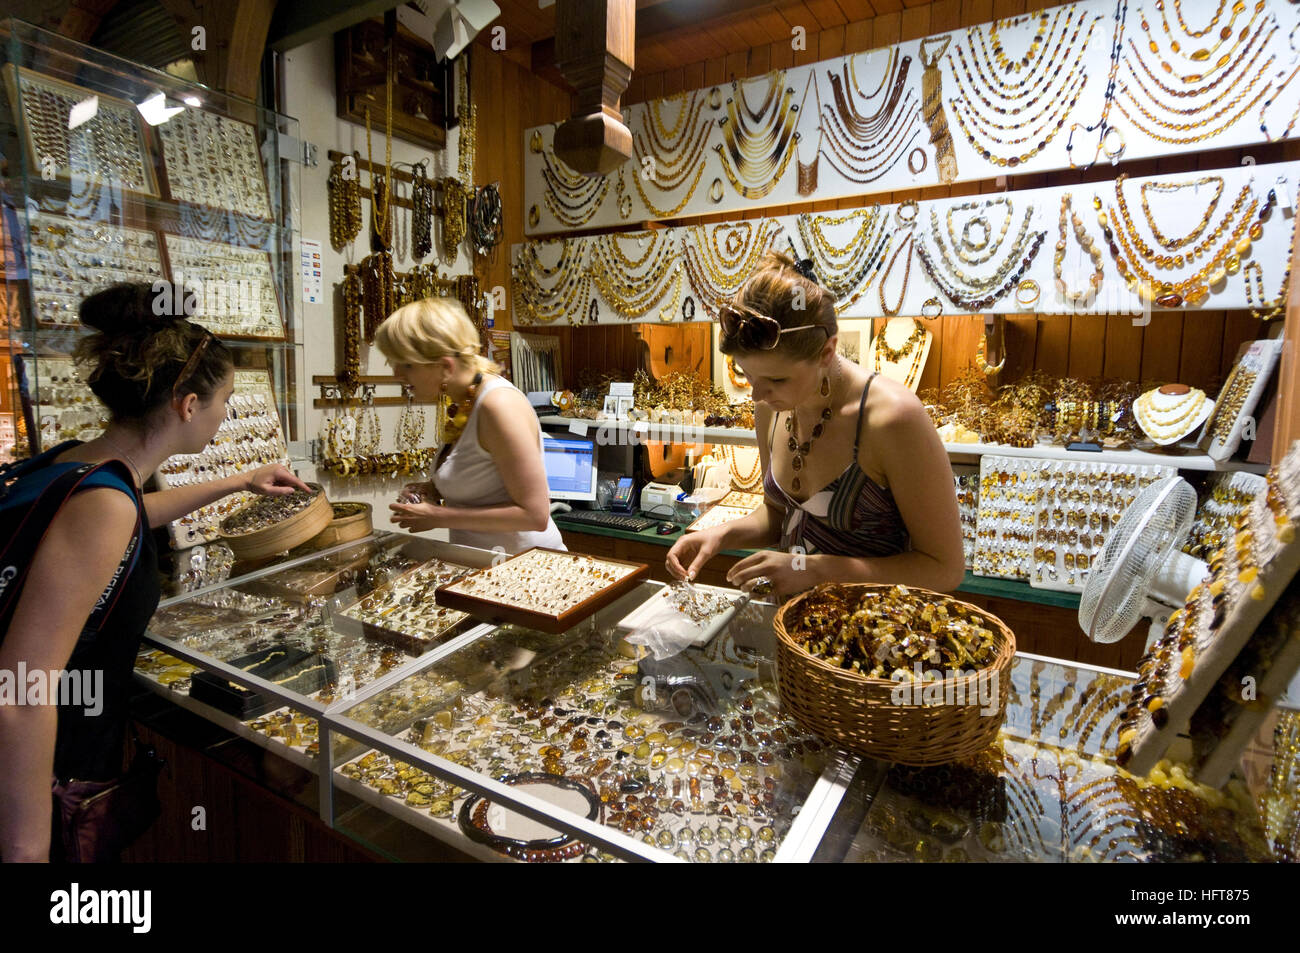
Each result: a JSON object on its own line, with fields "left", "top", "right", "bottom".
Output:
{"left": 941, "top": 197, "right": 1016, "bottom": 266}
{"left": 919, "top": 36, "right": 958, "bottom": 183}
{"left": 340, "top": 267, "right": 363, "bottom": 387}
{"left": 724, "top": 444, "right": 762, "bottom": 492}
{"left": 441, "top": 177, "right": 467, "bottom": 260}
{"left": 1140, "top": 176, "right": 1226, "bottom": 250}
{"left": 1055, "top": 194, "right": 1105, "bottom": 304}
{"left": 1111, "top": 174, "right": 1251, "bottom": 269}
{"left": 873, "top": 318, "right": 926, "bottom": 362}
{"left": 457, "top": 54, "right": 476, "bottom": 187}
{"left": 927, "top": 202, "right": 1038, "bottom": 293}
{"left": 873, "top": 322, "right": 926, "bottom": 390}
{"left": 100, "top": 435, "right": 143, "bottom": 488}
{"left": 784, "top": 373, "right": 834, "bottom": 494}
{"left": 632, "top": 89, "right": 711, "bottom": 216}
{"left": 682, "top": 222, "right": 781, "bottom": 316}
{"left": 364, "top": 68, "right": 394, "bottom": 249}
{"left": 540, "top": 147, "right": 608, "bottom": 226}
{"left": 1243, "top": 257, "right": 1291, "bottom": 322}
{"left": 328, "top": 157, "right": 362, "bottom": 250}
{"left": 1125, "top": 19, "right": 1271, "bottom": 102}
{"left": 411, "top": 162, "right": 434, "bottom": 259}
{"left": 1097, "top": 183, "right": 1268, "bottom": 306}
{"left": 795, "top": 70, "right": 823, "bottom": 197}
{"left": 878, "top": 229, "right": 915, "bottom": 317}
{"left": 714, "top": 73, "right": 799, "bottom": 199}
{"left": 796, "top": 208, "right": 890, "bottom": 311}
{"left": 915, "top": 226, "right": 1046, "bottom": 311}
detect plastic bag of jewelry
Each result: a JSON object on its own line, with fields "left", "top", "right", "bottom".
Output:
{"left": 621, "top": 583, "right": 740, "bottom": 660}
{"left": 624, "top": 617, "right": 702, "bottom": 661}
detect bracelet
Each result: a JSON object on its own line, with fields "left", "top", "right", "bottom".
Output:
{"left": 709, "top": 178, "right": 724, "bottom": 203}
{"left": 895, "top": 199, "right": 919, "bottom": 227}
{"left": 908, "top": 147, "right": 927, "bottom": 176}
{"left": 1102, "top": 126, "right": 1125, "bottom": 161}
{"left": 921, "top": 296, "right": 943, "bottom": 319}
{"left": 527, "top": 205, "right": 540, "bottom": 228}
{"left": 1015, "top": 278, "right": 1041, "bottom": 309}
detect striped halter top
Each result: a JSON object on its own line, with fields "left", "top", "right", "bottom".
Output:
{"left": 762, "top": 373, "right": 910, "bottom": 557}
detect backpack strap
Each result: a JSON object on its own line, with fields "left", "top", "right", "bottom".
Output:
{"left": 0, "top": 459, "right": 144, "bottom": 640}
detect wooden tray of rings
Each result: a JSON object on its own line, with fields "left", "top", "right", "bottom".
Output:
{"left": 434, "top": 547, "right": 650, "bottom": 635}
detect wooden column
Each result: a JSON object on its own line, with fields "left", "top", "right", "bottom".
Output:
{"left": 552, "top": 0, "right": 635, "bottom": 175}
{"left": 1273, "top": 203, "right": 1300, "bottom": 461}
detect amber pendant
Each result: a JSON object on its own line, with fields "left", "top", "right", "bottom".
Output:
{"left": 792, "top": 454, "right": 803, "bottom": 471}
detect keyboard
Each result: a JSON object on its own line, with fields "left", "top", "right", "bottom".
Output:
{"left": 554, "top": 509, "right": 657, "bottom": 532}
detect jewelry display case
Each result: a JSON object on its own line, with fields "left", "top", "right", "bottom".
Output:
{"left": 0, "top": 20, "right": 303, "bottom": 483}
{"left": 128, "top": 529, "right": 1291, "bottom": 862}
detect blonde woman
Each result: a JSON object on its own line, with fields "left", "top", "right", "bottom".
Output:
{"left": 376, "top": 298, "right": 564, "bottom": 554}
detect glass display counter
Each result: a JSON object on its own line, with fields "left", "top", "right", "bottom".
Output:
{"left": 134, "top": 531, "right": 1279, "bottom": 863}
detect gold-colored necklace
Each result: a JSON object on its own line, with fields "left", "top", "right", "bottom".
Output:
{"left": 878, "top": 230, "right": 914, "bottom": 318}
{"left": 873, "top": 318, "right": 926, "bottom": 363}
{"left": 1135, "top": 388, "right": 1206, "bottom": 439}
{"left": 725, "top": 445, "right": 762, "bottom": 492}
{"left": 364, "top": 70, "right": 394, "bottom": 245}
{"left": 1139, "top": 176, "right": 1225, "bottom": 250}
{"left": 1111, "top": 175, "right": 1251, "bottom": 269}
{"left": 725, "top": 354, "right": 750, "bottom": 391}
{"left": 632, "top": 89, "right": 711, "bottom": 216}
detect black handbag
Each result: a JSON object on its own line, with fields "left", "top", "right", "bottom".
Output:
{"left": 51, "top": 737, "right": 165, "bottom": 863}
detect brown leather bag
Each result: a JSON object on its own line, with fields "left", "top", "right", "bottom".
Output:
{"left": 51, "top": 740, "right": 164, "bottom": 863}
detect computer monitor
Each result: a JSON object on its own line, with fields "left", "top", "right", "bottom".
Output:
{"left": 542, "top": 434, "right": 598, "bottom": 502}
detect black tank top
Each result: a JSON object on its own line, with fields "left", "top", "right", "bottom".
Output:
{"left": 46, "top": 468, "right": 160, "bottom": 782}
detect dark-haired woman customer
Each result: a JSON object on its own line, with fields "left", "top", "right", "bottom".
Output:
{"left": 666, "top": 252, "right": 964, "bottom": 600}
{"left": 0, "top": 282, "right": 309, "bottom": 862}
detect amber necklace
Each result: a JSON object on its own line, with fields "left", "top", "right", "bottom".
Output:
{"left": 878, "top": 229, "right": 915, "bottom": 317}
{"left": 364, "top": 69, "right": 394, "bottom": 248}
{"left": 442, "top": 372, "right": 484, "bottom": 452}
{"left": 784, "top": 372, "right": 835, "bottom": 494}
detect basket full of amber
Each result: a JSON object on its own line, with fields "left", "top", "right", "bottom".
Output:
{"left": 218, "top": 483, "right": 331, "bottom": 560}
{"left": 774, "top": 584, "right": 1015, "bottom": 766}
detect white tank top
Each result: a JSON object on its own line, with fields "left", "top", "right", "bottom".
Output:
{"left": 432, "top": 375, "right": 566, "bottom": 555}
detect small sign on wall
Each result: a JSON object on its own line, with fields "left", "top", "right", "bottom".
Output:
{"left": 301, "top": 238, "right": 322, "bottom": 304}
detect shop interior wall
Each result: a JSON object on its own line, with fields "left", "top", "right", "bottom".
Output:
{"left": 282, "top": 34, "right": 473, "bottom": 525}
{"left": 505, "top": 0, "right": 1300, "bottom": 462}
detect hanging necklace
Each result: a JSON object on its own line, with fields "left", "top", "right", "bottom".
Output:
{"left": 1054, "top": 193, "right": 1105, "bottom": 304}
{"left": 795, "top": 70, "right": 823, "bottom": 197}
{"left": 364, "top": 67, "right": 394, "bottom": 249}
{"left": 873, "top": 318, "right": 926, "bottom": 363}
{"left": 725, "top": 445, "right": 762, "bottom": 492}
{"left": 878, "top": 229, "right": 915, "bottom": 317}
{"left": 785, "top": 371, "right": 834, "bottom": 494}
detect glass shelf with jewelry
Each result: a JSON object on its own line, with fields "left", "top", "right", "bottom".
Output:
{"left": 1, "top": 19, "right": 303, "bottom": 442}
{"left": 329, "top": 579, "right": 847, "bottom": 863}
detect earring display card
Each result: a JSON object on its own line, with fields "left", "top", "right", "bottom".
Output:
{"left": 1029, "top": 461, "right": 1176, "bottom": 594}
{"left": 4, "top": 65, "right": 159, "bottom": 197}
{"left": 337, "top": 558, "right": 477, "bottom": 654}
{"left": 953, "top": 465, "right": 979, "bottom": 569}
{"left": 1184, "top": 470, "right": 1268, "bottom": 561}
{"left": 26, "top": 211, "right": 165, "bottom": 329}
{"left": 1121, "top": 441, "right": 1300, "bottom": 778}
{"left": 25, "top": 354, "right": 107, "bottom": 451}
{"left": 436, "top": 548, "right": 650, "bottom": 634}
{"left": 161, "top": 233, "right": 287, "bottom": 340}
{"left": 973, "top": 456, "right": 1049, "bottom": 581}
{"left": 1199, "top": 338, "right": 1284, "bottom": 462}
{"left": 155, "top": 369, "right": 289, "bottom": 550}
{"left": 157, "top": 108, "right": 273, "bottom": 220}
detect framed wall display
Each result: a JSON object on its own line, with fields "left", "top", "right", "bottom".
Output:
{"left": 334, "top": 18, "right": 452, "bottom": 151}
{"left": 21, "top": 353, "right": 105, "bottom": 451}
{"left": 161, "top": 233, "right": 287, "bottom": 340}
{"left": 25, "top": 210, "right": 164, "bottom": 329}
{"left": 3, "top": 65, "right": 159, "bottom": 198}
{"left": 154, "top": 369, "right": 289, "bottom": 549}
{"left": 157, "top": 109, "right": 273, "bottom": 220}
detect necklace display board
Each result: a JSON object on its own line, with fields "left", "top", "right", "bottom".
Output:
{"left": 1119, "top": 440, "right": 1300, "bottom": 777}
{"left": 523, "top": 0, "right": 1300, "bottom": 236}
{"left": 1199, "top": 337, "right": 1284, "bottom": 461}
{"left": 512, "top": 159, "right": 1300, "bottom": 323}
{"left": 1, "top": 21, "right": 300, "bottom": 461}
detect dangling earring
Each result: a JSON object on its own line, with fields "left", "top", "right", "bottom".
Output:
{"left": 820, "top": 374, "right": 830, "bottom": 398}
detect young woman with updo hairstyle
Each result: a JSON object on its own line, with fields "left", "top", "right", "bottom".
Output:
{"left": 0, "top": 282, "right": 309, "bottom": 862}
{"left": 666, "top": 252, "right": 964, "bottom": 600}
{"left": 376, "top": 297, "right": 564, "bottom": 554}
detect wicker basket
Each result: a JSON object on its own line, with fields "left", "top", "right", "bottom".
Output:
{"left": 774, "top": 584, "right": 1015, "bottom": 766}
{"left": 219, "top": 489, "right": 332, "bottom": 560}
{"left": 309, "top": 502, "right": 373, "bottom": 548}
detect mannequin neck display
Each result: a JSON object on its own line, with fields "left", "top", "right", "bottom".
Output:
{"left": 1134, "top": 384, "right": 1212, "bottom": 446}
{"left": 870, "top": 316, "right": 932, "bottom": 392}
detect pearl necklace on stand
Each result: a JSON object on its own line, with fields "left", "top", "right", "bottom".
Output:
{"left": 1133, "top": 386, "right": 1211, "bottom": 445}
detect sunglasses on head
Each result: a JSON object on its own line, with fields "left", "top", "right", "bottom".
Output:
{"left": 173, "top": 331, "right": 213, "bottom": 402}
{"left": 719, "top": 305, "right": 829, "bottom": 351}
